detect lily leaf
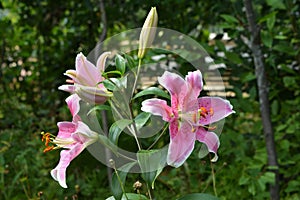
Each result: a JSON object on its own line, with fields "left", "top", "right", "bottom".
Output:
{"left": 106, "top": 193, "right": 148, "bottom": 200}
{"left": 111, "top": 162, "right": 137, "bottom": 200}
{"left": 87, "top": 104, "right": 111, "bottom": 116}
{"left": 115, "top": 54, "right": 126, "bottom": 75}
{"left": 135, "top": 112, "right": 151, "bottom": 130}
{"left": 133, "top": 87, "right": 170, "bottom": 100}
{"left": 124, "top": 54, "right": 136, "bottom": 69}
{"left": 177, "top": 193, "right": 219, "bottom": 200}
{"left": 109, "top": 119, "right": 132, "bottom": 145}
{"left": 137, "top": 149, "right": 167, "bottom": 189}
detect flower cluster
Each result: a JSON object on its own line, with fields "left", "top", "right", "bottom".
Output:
{"left": 41, "top": 7, "right": 235, "bottom": 193}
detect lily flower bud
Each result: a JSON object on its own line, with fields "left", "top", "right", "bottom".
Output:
{"left": 138, "top": 7, "right": 158, "bottom": 59}
{"left": 75, "top": 84, "right": 113, "bottom": 105}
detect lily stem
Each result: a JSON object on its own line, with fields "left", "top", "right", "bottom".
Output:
{"left": 210, "top": 155, "right": 218, "bottom": 197}
{"left": 147, "top": 123, "right": 168, "bottom": 150}
{"left": 129, "top": 58, "right": 143, "bottom": 151}
{"left": 111, "top": 161, "right": 129, "bottom": 200}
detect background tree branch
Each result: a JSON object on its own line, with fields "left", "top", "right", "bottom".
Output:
{"left": 243, "top": 0, "right": 279, "bottom": 199}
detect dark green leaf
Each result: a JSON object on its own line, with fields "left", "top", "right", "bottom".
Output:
{"left": 261, "top": 30, "right": 273, "bottom": 48}
{"left": 225, "top": 52, "right": 242, "bottom": 64}
{"left": 109, "top": 119, "right": 132, "bottom": 144}
{"left": 273, "top": 43, "right": 297, "bottom": 55}
{"left": 266, "top": 0, "right": 286, "bottom": 9}
{"left": 133, "top": 87, "right": 170, "bottom": 100}
{"left": 220, "top": 14, "right": 239, "bottom": 24}
{"left": 177, "top": 193, "right": 219, "bottom": 200}
{"left": 267, "top": 13, "right": 276, "bottom": 30}
{"left": 124, "top": 54, "right": 136, "bottom": 69}
{"left": 115, "top": 54, "right": 126, "bottom": 75}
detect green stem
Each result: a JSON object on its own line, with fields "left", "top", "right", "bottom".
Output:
{"left": 146, "top": 183, "right": 153, "bottom": 200}
{"left": 128, "top": 58, "right": 143, "bottom": 150}
{"left": 147, "top": 123, "right": 168, "bottom": 150}
{"left": 111, "top": 161, "right": 129, "bottom": 200}
{"left": 210, "top": 155, "right": 218, "bottom": 197}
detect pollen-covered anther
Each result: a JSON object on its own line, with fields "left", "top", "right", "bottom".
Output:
{"left": 191, "top": 126, "right": 196, "bottom": 132}
{"left": 209, "top": 108, "right": 214, "bottom": 116}
{"left": 41, "top": 132, "right": 53, "bottom": 146}
{"left": 208, "top": 126, "right": 217, "bottom": 130}
{"left": 200, "top": 107, "right": 208, "bottom": 118}
{"left": 43, "top": 146, "right": 54, "bottom": 153}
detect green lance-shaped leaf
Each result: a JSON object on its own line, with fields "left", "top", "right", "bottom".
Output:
{"left": 133, "top": 87, "right": 170, "bottom": 100}
{"left": 176, "top": 193, "right": 220, "bottom": 200}
{"left": 137, "top": 149, "right": 167, "bottom": 189}
{"left": 106, "top": 193, "right": 148, "bottom": 200}
{"left": 115, "top": 54, "right": 126, "bottom": 75}
{"left": 109, "top": 119, "right": 132, "bottom": 145}
{"left": 87, "top": 104, "right": 111, "bottom": 116}
{"left": 111, "top": 162, "right": 137, "bottom": 200}
{"left": 124, "top": 54, "right": 136, "bottom": 69}
{"left": 134, "top": 112, "right": 151, "bottom": 130}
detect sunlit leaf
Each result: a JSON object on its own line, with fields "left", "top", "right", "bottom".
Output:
{"left": 134, "top": 112, "right": 151, "bottom": 130}
{"left": 109, "top": 119, "right": 132, "bottom": 144}
{"left": 133, "top": 87, "right": 170, "bottom": 100}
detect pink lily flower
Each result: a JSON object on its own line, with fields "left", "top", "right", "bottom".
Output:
{"left": 59, "top": 52, "right": 113, "bottom": 104}
{"left": 50, "top": 94, "right": 99, "bottom": 188}
{"left": 141, "top": 70, "right": 235, "bottom": 167}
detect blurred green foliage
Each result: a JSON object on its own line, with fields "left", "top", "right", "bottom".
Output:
{"left": 0, "top": 0, "right": 299, "bottom": 199}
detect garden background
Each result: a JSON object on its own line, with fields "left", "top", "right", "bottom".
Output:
{"left": 0, "top": 0, "right": 299, "bottom": 199}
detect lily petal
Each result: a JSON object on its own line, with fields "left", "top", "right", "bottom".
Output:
{"left": 66, "top": 94, "right": 80, "bottom": 118}
{"left": 58, "top": 85, "right": 76, "bottom": 93}
{"left": 96, "top": 51, "right": 111, "bottom": 73}
{"left": 196, "top": 128, "right": 220, "bottom": 161}
{"left": 198, "top": 97, "right": 235, "bottom": 125}
{"left": 167, "top": 122, "right": 196, "bottom": 167}
{"left": 141, "top": 98, "right": 173, "bottom": 122}
{"left": 158, "top": 71, "right": 188, "bottom": 109}
{"left": 186, "top": 70, "right": 203, "bottom": 97}
{"left": 72, "top": 121, "right": 98, "bottom": 146}
{"left": 56, "top": 122, "right": 76, "bottom": 139}
{"left": 75, "top": 53, "right": 100, "bottom": 86}
{"left": 50, "top": 143, "right": 85, "bottom": 188}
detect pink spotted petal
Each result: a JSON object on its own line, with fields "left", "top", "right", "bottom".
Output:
{"left": 196, "top": 128, "right": 220, "bottom": 161}
{"left": 169, "top": 120, "right": 179, "bottom": 139}
{"left": 96, "top": 52, "right": 111, "bottom": 74}
{"left": 186, "top": 70, "right": 203, "bottom": 97}
{"left": 198, "top": 97, "right": 235, "bottom": 125}
{"left": 75, "top": 53, "right": 100, "bottom": 86}
{"left": 141, "top": 98, "right": 173, "bottom": 122}
{"left": 167, "top": 122, "right": 196, "bottom": 168}
{"left": 57, "top": 122, "right": 76, "bottom": 138}
{"left": 50, "top": 143, "right": 85, "bottom": 188}
{"left": 158, "top": 71, "right": 188, "bottom": 110}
